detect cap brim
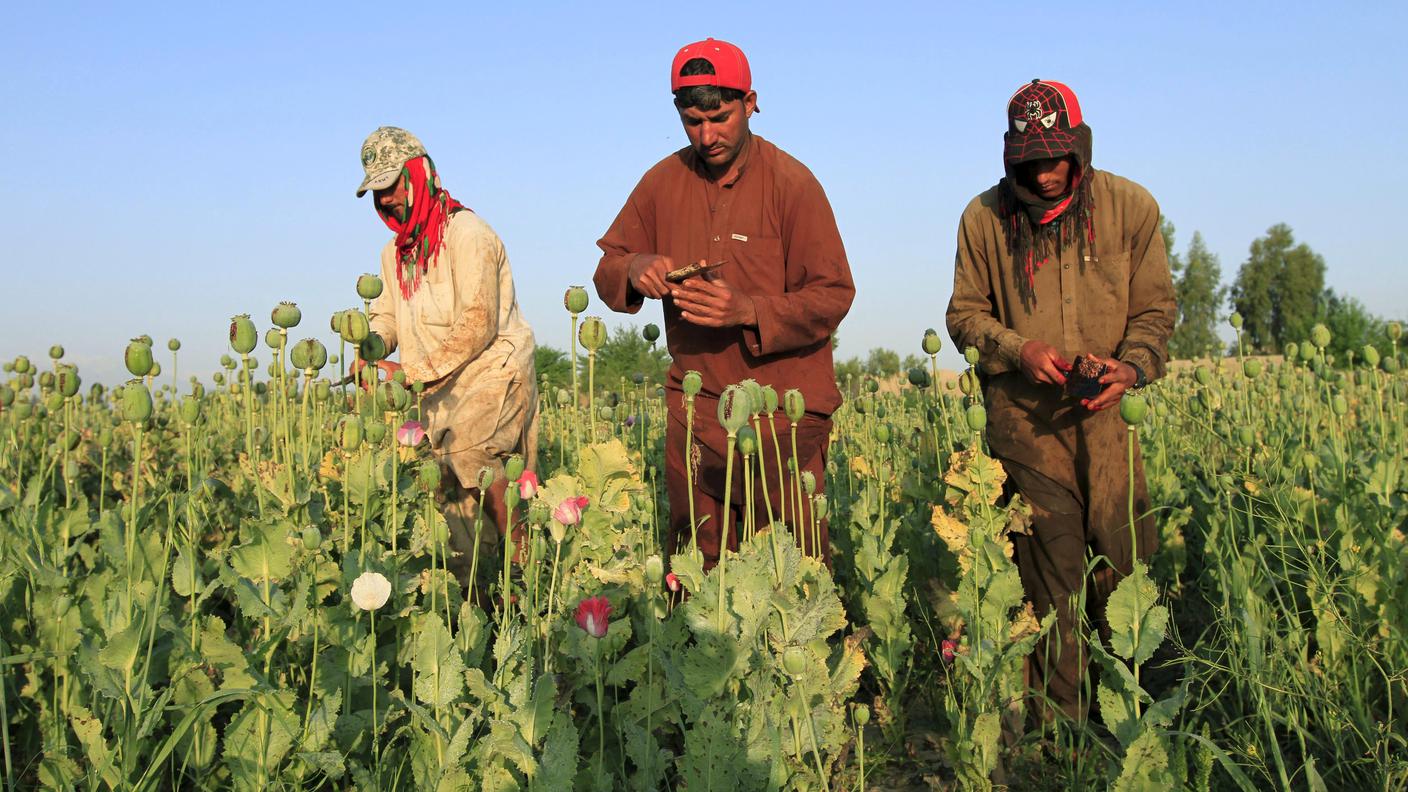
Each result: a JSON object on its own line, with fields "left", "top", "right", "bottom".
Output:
{"left": 1004, "top": 128, "right": 1078, "bottom": 164}
{"left": 355, "top": 168, "right": 400, "bottom": 197}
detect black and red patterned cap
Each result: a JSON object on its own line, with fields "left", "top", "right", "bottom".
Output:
{"left": 1003, "top": 79, "right": 1085, "bottom": 164}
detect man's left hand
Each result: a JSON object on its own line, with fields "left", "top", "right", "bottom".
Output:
{"left": 1081, "top": 356, "right": 1138, "bottom": 411}
{"left": 671, "top": 276, "right": 757, "bottom": 328}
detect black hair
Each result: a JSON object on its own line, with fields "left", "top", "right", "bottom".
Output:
{"left": 672, "top": 57, "right": 745, "bottom": 111}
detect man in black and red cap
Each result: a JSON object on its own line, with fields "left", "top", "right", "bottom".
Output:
{"left": 946, "top": 80, "right": 1177, "bottom": 720}
{"left": 595, "top": 38, "right": 855, "bottom": 568}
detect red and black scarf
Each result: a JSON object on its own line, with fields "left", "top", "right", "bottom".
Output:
{"left": 375, "top": 155, "right": 467, "bottom": 299}
{"left": 997, "top": 124, "right": 1095, "bottom": 303}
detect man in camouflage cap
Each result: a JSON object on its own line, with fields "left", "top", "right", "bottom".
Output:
{"left": 355, "top": 126, "right": 540, "bottom": 582}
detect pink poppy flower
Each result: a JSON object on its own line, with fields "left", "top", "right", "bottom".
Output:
{"left": 665, "top": 572, "right": 681, "bottom": 593}
{"left": 941, "top": 638, "right": 958, "bottom": 663}
{"left": 396, "top": 419, "right": 426, "bottom": 447}
{"left": 575, "top": 595, "right": 612, "bottom": 638}
{"left": 553, "top": 495, "right": 589, "bottom": 526}
{"left": 516, "top": 470, "right": 539, "bottom": 500}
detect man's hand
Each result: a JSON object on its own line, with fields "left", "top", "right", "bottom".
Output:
{"left": 349, "top": 358, "right": 402, "bottom": 391}
{"left": 1082, "top": 356, "right": 1138, "bottom": 411}
{"left": 1019, "top": 340, "right": 1071, "bottom": 387}
{"left": 671, "top": 274, "right": 758, "bottom": 328}
{"left": 627, "top": 254, "right": 674, "bottom": 299}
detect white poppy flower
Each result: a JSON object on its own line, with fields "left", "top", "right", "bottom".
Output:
{"left": 350, "top": 571, "right": 391, "bottom": 611}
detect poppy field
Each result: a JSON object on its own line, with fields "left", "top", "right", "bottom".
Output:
{"left": 0, "top": 280, "right": 1404, "bottom": 791}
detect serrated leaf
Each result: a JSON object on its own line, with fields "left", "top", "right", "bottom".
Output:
{"left": 98, "top": 623, "right": 142, "bottom": 673}
{"left": 1106, "top": 564, "right": 1167, "bottom": 665}
{"left": 412, "top": 614, "right": 464, "bottom": 709}
{"left": 1112, "top": 727, "right": 1173, "bottom": 791}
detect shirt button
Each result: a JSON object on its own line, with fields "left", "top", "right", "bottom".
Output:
{"left": 712, "top": 235, "right": 720, "bottom": 242}
{"left": 1065, "top": 297, "right": 1072, "bottom": 304}
{"left": 1063, "top": 263, "right": 1070, "bottom": 269}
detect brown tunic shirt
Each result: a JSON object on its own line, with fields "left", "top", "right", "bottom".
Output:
{"left": 594, "top": 135, "right": 855, "bottom": 418}
{"left": 945, "top": 169, "right": 1176, "bottom": 495}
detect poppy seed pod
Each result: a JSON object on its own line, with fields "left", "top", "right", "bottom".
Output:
{"left": 38, "top": 371, "right": 55, "bottom": 391}
{"left": 168, "top": 338, "right": 180, "bottom": 352}
{"left": 874, "top": 423, "right": 892, "bottom": 443}
{"left": 417, "top": 459, "right": 442, "bottom": 491}
{"left": 854, "top": 704, "right": 871, "bottom": 726}
{"left": 1363, "top": 345, "right": 1381, "bottom": 367}
{"left": 271, "top": 301, "right": 302, "bottom": 329}
{"left": 965, "top": 403, "right": 987, "bottom": 431}
{"left": 1194, "top": 366, "right": 1212, "bottom": 386}
{"left": 959, "top": 369, "right": 976, "bottom": 396}
{"left": 380, "top": 380, "right": 410, "bottom": 412}
{"left": 302, "top": 525, "right": 322, "bottom": 550}
{"left": 737, "top": 425, "right": 758, "bottom": 455}
{"left": 908, "top": 366, "right": 931, "bottom": 388}
{"left": 783, "top": 388, "right": 805, "bottom": 422}
{"left": 1237, "top": 426, "right": 1254, "bottom": 446}
{"left": 564, "top": 285, "right": 589, "bottom": 315}
{"left": 364, "top": 420, "right": 387, "bottom": 446}
{"left": 801, "top": 470, "right": 816, "bottom": 495}
{"left": 505, "top": 455, "right": 525, "bottom": 483}
{"left": 1387, "top": 321, "right": 1403, "bottom": 342}
{"left": 58, "top": 367, "right": 80, "bottom": 398}
{"left": 356, "top": 274, "right": 384, "bottom": 301}
{"left": 300, "top": 338, "right": 329, "bottom": 372}
{"left": 338, "top": 415, "right": 363, "bottom": 450}
{"left": 1243, "top": 359, "right": 1263, "bottom": 379}
{"left": 643, "top": 323, "right": 660, "bottom": 343}
{"left": 14, "top": 402, "right": 32, "bottom": 420}
{"left": 922, "top": 329, "right": 942, "bottom": 356}
{"left": 13, "top": 356, "right": 30, "bottom": 374}
{"left": 1120, "top": 393, "right": 1149, "bottom": 426}
{"left": 0, "top": 387, "right": 12, "bottom": 408}
{"left": 61, "top": 428, "right": 81, "bottom": 451}
{"left": 229, "top": 315, "right": 258, "bottom": 354}
{"left": 120, "top": 380, "right": 153, "bottom": 423}
{"left": 1311, "top": 323, "right": 1332, "bottom": 350}
{"left": 44, "top": 393, "right": 63, "bottom": 413}
{"left": 682, "top": 370, "right": 703, "bottom": 397}
{"left": 264, "top": 328, "right": 283, "bottom": 351}
{"left": 1332, "top": 394, "right": 1348, "bottom": 416}
{"left": 579, "top": 316, "right": 606, "bottom": 352}
{"left": 359, "top": 332, "right": 387, "bottom": 363}
{"left": 329, "top": 309, "right": 345, "bottom": 334}
{"left": 1385, "top": 356, "right": 1401, "bottom": 374}
{"left": 478, "top": 466, "right": 496, "bottom": 492}
{"left": 963, "top": 346, "right": 981, "bottom": 366}
{"left": 125, "top": 339, "right": 154, "bottom": 377}
{"left": 717, "top": 384, "right": 751, "bottom": 434}
{"left": 1229, "top": 312, "right": 1243, "bottom": 330}
{"left": 180, "top": 395, "right": 202, "bottom": 424}
{"left": 339, "top": 310, "right": 370, "bottom": 344}
{"left": 49, "top": 345, "right": 64, "bottom": 360}
{"left": 644, "top": 555, "right": 664, "bottom": 584}
{"left": 761, "top": 385, "right": 779, "bottom": 414}
{"left": 740, "top": 379, "right": 764, "bottom": 416}
{"left": 782, "top": 646, "right": 808, "bottom": 676}
{"left": 314, "top": 379, "right": 331, "bottom": 401}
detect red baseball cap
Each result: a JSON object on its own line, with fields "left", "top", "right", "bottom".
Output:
{"left": 671, "top": 38, "right": 752, "bottom": 93}
{"left": 1003, "top": 79, "right": 1085, "bottom": 164}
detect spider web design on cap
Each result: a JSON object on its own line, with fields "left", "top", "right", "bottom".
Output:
{"left": 1004, "top": 81, "right": 1082, "bottom": 163}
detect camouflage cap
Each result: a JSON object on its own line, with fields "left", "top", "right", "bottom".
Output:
{"left": 356, "top": 127, "right": 428, "bottom": 197}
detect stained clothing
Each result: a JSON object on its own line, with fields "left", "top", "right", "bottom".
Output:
{"left": 945, "top": 168, "right": 1174, "bottom": 718}
{"left": 595, "top": 135, "right": 854, "bottom": 564}
{"left": 369, "top": 209, "right": 539, "bottom": 492}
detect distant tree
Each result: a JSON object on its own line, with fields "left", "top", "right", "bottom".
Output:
{"left": 1168, "top": 231, "right": 1227, "bottom": 359}
{"left": 1318, "top": 289, "right": 1384, "bottom": 365}
{"left": 1229, "top": 223, "right": 1325, "bottom": 353}
{"left": 534, "top": 345, "right": 573, "bottom": 394}
{"left": 581, "top": 324, "right": 670, "bottom": 395}
{"left": 900, "top": 353, "right": 926, "bottom": 373}
{"left": 1161, "top": 216, "right": 1181, "bottom": 276}
{"left": 863, "top": 348, "right": 900, "bottom": 379}
{"left": 834, "top": 356, "right": 864, "bottom": 397}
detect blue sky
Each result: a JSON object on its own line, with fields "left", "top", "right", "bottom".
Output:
{"left": 2, "top": 1, "right": 1405, "bottom": 384}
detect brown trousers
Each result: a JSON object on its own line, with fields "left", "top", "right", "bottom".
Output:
{"left": 664, "top": 398, "right": 832, "bottom": 569}
{"left": 1001, "top": 456, "right": 1156, "bottom": 722}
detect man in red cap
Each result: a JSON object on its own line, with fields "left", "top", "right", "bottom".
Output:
{"left": 595, "top": 38, "right": 855, "bottom": 568}
{"left": 946, "top": 80, "right": 1177, "bottom": 720}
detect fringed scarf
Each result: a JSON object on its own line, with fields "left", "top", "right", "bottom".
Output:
{"left": 375, "top": 155, "right": 467, "bottom": 299}
{"left": 997, "top": 123, "right": 1095, "bottom": 302}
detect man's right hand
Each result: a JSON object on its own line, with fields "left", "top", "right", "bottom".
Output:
{"left": 627, "top": 254, "right": 674, "bottom": 299}
{"left": 1019, "top": 340, "right": 1071, "bottom": 387}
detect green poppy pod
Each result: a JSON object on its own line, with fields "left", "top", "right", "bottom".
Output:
{"left": 1283, "top": 342, "right": 1298, "bottom": 362}
{"left": 740, "top": 379, "right": 764, "bottom": 416}
{"left": 1332, "top": 394, "right": 1348, "bottom": 416}
{"left": 62, "top": 429, "right": 81, "bottom": 451}
{"left": 125, "top": 339, "right": 154, "bottom": 377}
{"left": 682, "top": 370, "right": 704, "bottom": 397}
{"left": 873, "top": 423, "right": 891, "bottom": 443}
{"left": 717, "top": 384, "right": 751, "bottom": 433}
{"left": 564, "top": 285, "right": 589, "bottom": 314}
{"left": 1299, "top": 342, "right": 1315, "bottom": 362}
{"left": 58, "top": 366, "right": 80, "bottom": 398}
{"left": 300, "top": 338, "right": 329, "bottom": 372}
{"left": 148, "top": 361, "right": 161, "bottom": 379}
{"left": 783, "top": 388, "right": 805, "bottom": 422}
{"left": 944, "top": 379, "right": 956, "bottom": 391}
{"left": 364, "top": 420, "right": 387, "bottom": 446}
{"left": 966, "top": 403, "right": 987, "bottom": 431}
{"left": 1311, "top": 323, "right": 1332, "bottom": 349}
{"left": 270, "top": 301, "right": 302, "bottom": 329}
{"left": 392, "top": 370, "right": 405, "bottom": 385}
{"left": 254, "top": 382, "right": 267, "bottom": 396}
{"left": 167, "top": 338, "right": 180, "bottom": 352}
{"left": 38, "top": 371, "right": 54, "bottom": 390}
{"left": 329, "top": 309, "right": 345, "bottom": 334}
{"left": 760, "top": 385, "right": 779, "bottom": 414}
{"left": 1120, "top": 393, "right": 1148, "bottom": 426}
{"left": 1194, "top": 366, "right": 1212, "bottom": 386}
{"left": 120, "top": 381, "right": 153, "bottom": 423}
{"left": 63, "top": 460, "right": 80, "bottom": 480}
{"left": 14, "top": 401, "right": 32, "bottom": 420}
{"left": 411, "top": 381, "right": 424, "bottom": 394}
{"left": 643, "top": 323, "right": 660, "bottom": 343}
{"left": 1278, "top": 372, "right": 1292, "bottom": 390}
{"left": 1229, "top": 312, "right": 1243, "bottom": 329}
{"left": 180, "top": 395, "right": 202, "bottom": 424}
{"left": 356, "top": 274, "right": 384, "bottom": 300}
{"left": 288, "top": 340, "right": 310, "bottom": 370}
{"left": 908, "top": 366, "right": 931, "bottom": 388}
{"left": 339, "top": 310, "right": 370, "bottom": 344}
{"left": 381, "top": 380, "right": 410, "bottom": 411}
{"left": 0, "top": 386, "right": 12, "bottom": 408}
{"left": 98, "top": 425, "right": 112, "bottom": 446}
{"left": 876, "top": 403, "right": 888, "bottom": 419}
{"left": 1242, "top": 359, "right": 1263, "bottom": 379}
{"left": 478, "top": 466, "right": 496, "bottom": 492}
{"left": 814, "top": 493, "right": 829, "bottom": 519}
{"left": 579, "top": 316, "right": 607, "bottom": 352}
{"left": 736, "top": 425, "right": 758, "bottom": 455}
{"left": 864, "top": 378, "right": 879, "bottom": 394}
{"left": 598, "top": 405, "right": 613, "bottom": 421}
{"left": 1363, "top": 345, "right": 1381, "bottom": 368}
{"left": 228, "top": 315, "right": 257, "bottom": 354}
{"left": 1236, "top": 426, "right": 1254, "bottom": 446}
{"left": 958, "top": 369, "right": 976, "bottom": 396}
{"left": 302, "top": 526, "right": 322, "bottom": 550}
{"left": 49, "top": 345, "right": 64, "bottom": 360}
{"left": 338, "top": 415, "right": 363, "bottom": 450}
{"left": 963, "top": 346, "right": 981, "bottom": 366}
{"left": 644, "top": 555, "right": 664, "bottom": 584}
{"left": 213, "top": 372, "right": 226, "bottom": 385}
{"left": 555, "top": 388, "right": 570, "bottom": 406}
{"left": 13, "top": 356, "right": 30, "bottom": 374}
{"left": 1388, "top": 321, "right": 1403, "bottom": 342}
{"left": 801, "top": 470, "right": 816, "bottom": 495}
{"left": 314, "top": 379, "right": 331, "bottom": 401}
{"left": 359, "top": 332, "right": 387, "bottom": 363}
{"left": 505, "top": 454, "right": 525, "bottom": 483}
{"left": 853, "top": 395, "right": 868, "bottom": 415}
{"left": 1385, "top": 356, "right": 1401, "bottom": 374}
{"left": 417, "top": 460, "right": 442, "bottom": 492}
{"left": 43, "top": 392, "right": 63, "bottom": 414}
{"left": 854, "top": 704, "right": 871, "bottom": 726}
{"left": 782, "top": 646, "right": 808, "bottom": 676}
{"left": 264, "top": 328, "right": 283, "bottom": 351}
{"left": 632, "top": 372, "right": 644, "bottom": 385}
{"left": 922, "top": 328, "right": 942, "bottom": 356}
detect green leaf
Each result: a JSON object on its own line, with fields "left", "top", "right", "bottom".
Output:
{"left": 412, "top": 614, "right": 464, "bottom": 709}
{"left": 539, "top": 712, "right": 579, "bottom": 789}
{"left": 485, "top": 720, "right": 537, "bottom": 779}
{"left": 171, "top": 550, "right": 200, "bottom": 598}
{"left": 1106, "top": 564, "right": 1167, "bottom": 665}
{"left": 228, "top": 520, "right": 294, "bottom": 583}
{"left": 98, "top": 623, "right": 141, "bottom": 673}
{"left": 1112, "top": 727, "right": 1174, "bottom": 792}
